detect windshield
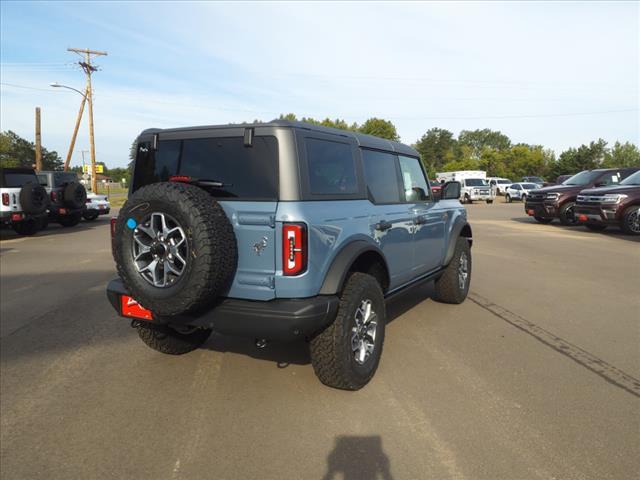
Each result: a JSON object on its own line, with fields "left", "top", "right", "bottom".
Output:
{"left": 497, "top": 179, "right": 511, "bottom": 184}
{"left": 465, "top": 179, "right": 487, "bottom": 186}
{"left": 521, "top": 183, "right": 538, "bottom": 189}
{"left": 620, "top": 170, "right": 640, "bottom": 186}
{"left": 562, "top": 170, "right": 601, "bottom": 186}
{"left": 524, "top": 176, "right": 543, "bottom": 183}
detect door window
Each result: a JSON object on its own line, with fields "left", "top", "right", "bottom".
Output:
{"left": 362, "top": 149, "right": 401, "bottom": 204}
{"left": 398, "top": 156, "right": 430, "bottom": 202}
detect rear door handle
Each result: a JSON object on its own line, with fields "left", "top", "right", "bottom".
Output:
{"left": 375, "top": 220, "right": 392, "bottom": 232}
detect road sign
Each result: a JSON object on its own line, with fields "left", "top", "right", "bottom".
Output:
{"left": 82, "top": 164, "right": 104, "bottom": 173}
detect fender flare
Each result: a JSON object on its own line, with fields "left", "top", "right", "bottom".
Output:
{"left": 319, "top": 240, "right": 389, "bottom": 295}
{"left": 443, "top": 220, "right": 473, "bottom": 266}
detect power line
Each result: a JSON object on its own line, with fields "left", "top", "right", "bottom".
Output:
{"left": 1, "top": 81, "right": 637, "bottom": 121}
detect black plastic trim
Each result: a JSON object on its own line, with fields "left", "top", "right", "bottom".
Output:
{"left": 106, "top": 278, "right": 339, "bottom": 342}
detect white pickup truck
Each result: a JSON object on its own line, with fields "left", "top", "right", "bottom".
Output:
{"left": 436, "top": 170, "right": 495, "bottom": 204}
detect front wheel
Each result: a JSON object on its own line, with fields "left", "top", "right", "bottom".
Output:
{"left": 310, "top": 273, "right": 386, "bottom": 390}
{"left": 506, "top": 194, "right": 512, "bottom": 203}
{"left": 136, "top": 322, "right": 212, "bottom": 355}
{"left": 83, "top": 211, "right": 99, "bottom": 221}
{"left": 621, "top": 206, "right": 640, "bottom": 235}
{"left": 486, "top": 199, "right": 493, "bottom": 204}
{"left": 433, "top": 237, "right": 471, "bottom": 304}
{"left": 559, "top": 202, "right": 577, "bottom": 226}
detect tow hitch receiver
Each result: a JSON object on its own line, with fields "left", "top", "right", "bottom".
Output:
{"left": 121, "top": 295, "right": 153, "bottom": 321}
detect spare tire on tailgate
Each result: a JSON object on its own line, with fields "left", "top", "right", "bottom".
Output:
{"left": 63, "top": 182, "right": 87, "bottom": 209}
{"left": 20, "top": 182, "right": 49, "bottom": 214}
{"left": 113, "top": 182, "right": 238, "bottom": 316}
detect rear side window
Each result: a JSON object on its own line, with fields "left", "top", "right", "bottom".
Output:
{"left": 37, "top": 174, "right": 49, "bottom": 186}
{"left": 305, "top": 138, "right": 357, "bottom": 195}
{"left": 1, "top": 172, "right": 38, "bottom": 188}
{"left": 53, "top": 172, "right": 78, "bottom": 186}
{"left": 362, "top": 149, "right": 401, "bottom": 204}
{"left": 133, "top": 136, "right": 278, "bottom": 201}
{"left": 398, "top": 156, "right": 430, "bottom": 202}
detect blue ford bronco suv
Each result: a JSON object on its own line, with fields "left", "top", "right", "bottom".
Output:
{"left": 107, "top": 121, "right": 472, "bottom": 390}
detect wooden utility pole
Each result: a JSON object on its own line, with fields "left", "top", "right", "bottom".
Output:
{"left": 63, "top": 88, "right": 87, "bottom": 172}
{"left": 35, "top": 107, "right": 42, "bottom": 171}
{"left": 67, "top": 47, "right": 107, "bottom": 193}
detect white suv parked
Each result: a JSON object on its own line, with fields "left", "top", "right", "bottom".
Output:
{"left": 505, "top": 182, "right": 538, "bottom": 203}
{"left": 487, "top": 177, "right": 512, "bottom": 195}
{"left": 0, "top": 167, "right": 49, "bottom": 235}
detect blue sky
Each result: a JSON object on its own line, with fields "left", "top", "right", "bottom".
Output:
{"left": 1, "top": 1, "right": 638, "bottom": 168}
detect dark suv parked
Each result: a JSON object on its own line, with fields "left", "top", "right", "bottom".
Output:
{"left": 524, "top": 167, "right": 639, "bottom": 225}
{"left": 575, "top": 170, "right": 640, "bottom": 235}
{"left": 37, "top": 171, "right": 87, "bottom": 227}
{"left": 107, "top": 120, "right": 472, "bottom": 390}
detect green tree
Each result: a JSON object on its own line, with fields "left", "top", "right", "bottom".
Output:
{"left": 0, "top": 130, "right": 63, "bottom": 170}
{"left": 603, "top": 141, "right": 640, "bottom": 168}
{"left": 358, "top": 118, "right": 399, "bottom": 141}
{"left": 458, "top": 129, "right": 511, "bottom": 159}
{"left": 414, "top": 128, "right": 457, "bottom": 177}
{"left": 552, "top": 139, "right": 607, "bottom": 177}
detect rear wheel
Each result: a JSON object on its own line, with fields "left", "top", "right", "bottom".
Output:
{"left": 59, "top": 212, "right": 82, "bottom": 227}
{"left": 559, "top": 202, "right": 577, "bottom": 226}
{"left": 506, "top": 194, "right": 512, "bottom": 203}
{"left": 310, "top": 273, "right": 386, "bottom": 390}
{"left": 83, "top": 210, "right": 99, "bottom": 221}
{"left": 12, "top": 219, "right": 40, "bottom": 236}
{"left": 486, "top": 199, "right": 493, "bottom": 204}
{"left": 621, "top": 205, "right": 640, "bottom": 235}
{"left": 433, "top": 237, "right": 471, "bottom": 304}
{"left": 585, "top": 223, "right": 607, "bottom": 232}
{"left": 534, "top": 216, "right": 553, "bottom": 224}
{"left": 136, "top": 322, "right": 212, "bottom": 355}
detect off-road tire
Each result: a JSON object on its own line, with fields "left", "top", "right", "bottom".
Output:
{"left": 585, "top": 223, "right": 607, "bottom": 232}
{"left": 136, "top": 322, "right": 212, "bottom": 355}
{"left": 63, "top": 182, "right": 87, "bottom": 209}
{"left": 309, "top": 273, "right": 386, "bottom": 391}
{"left": 12, "top": 219, "right": 40, "bottom": 236}
{"left": 506, "top": 194, "right": 512, "bottom": 203}
{"left": 83, "top": 211, "right": 99, "bottom": 221}
{"left": 558, "top": 201, "right": 577, "bottom": 226}
{"left": 534, "top": 216, "right": 553, "bottom": 224}
{"left": 486, "top": 199, "right": 493, "bottom": 204}
{"left": 38, "top": 216, "right": 49, "bottom": 230}
{"left": 114, "top": 182, "right": 237, "bottom": 316}
{"left": 433, "top": 236, "right": 471, "bottom": 304}
{"left": 621, "top": 205, "right": 640, "bottom": 235}
{"left": 59, "top": 212, "right": 82, "bottom": 227}
{"left": 19, "top": 182, "right": 48, "bottom": 215}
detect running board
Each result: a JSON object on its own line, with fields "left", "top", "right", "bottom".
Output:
{"left": 384, "top": 268, "right": 443, "bottom": 302}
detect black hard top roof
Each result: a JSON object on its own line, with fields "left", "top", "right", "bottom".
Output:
{"left": 141, "top": 120, "right": 419, "bottom": 157}
{"left": 0, "top": 167, "right": 37, "bottom": 174}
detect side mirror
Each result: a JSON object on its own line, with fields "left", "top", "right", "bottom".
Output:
{"left": 441, "top": 181, "right": 461, "bottom": 200}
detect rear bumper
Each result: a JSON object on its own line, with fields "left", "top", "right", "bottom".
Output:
{"left": 0, "top": 211, "right": 46, "bottom": 224}
{"left": 49, "top": 206, "right": 83, "bottom": 217}
{"left": 106, "top": 278, "right": 339, "bottom": 342}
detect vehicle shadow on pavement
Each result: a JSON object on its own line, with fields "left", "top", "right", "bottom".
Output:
{"left": 0, "top": 216, "right": 112, "bottom": 241}
{"left": 510, "top": 217, "right": 640, "bottom": 242}
{"left": 200, "top": 281, "right": 436, "bottom": 367}
{"left": 323, "top": 435, "right": 393, "bottom": 480}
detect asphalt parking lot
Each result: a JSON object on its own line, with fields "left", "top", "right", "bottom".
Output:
{"left": 1, "top": 202, "right": 638, "bottom": 480}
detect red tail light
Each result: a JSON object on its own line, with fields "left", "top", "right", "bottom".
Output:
{"left": 50, "top": 191, "right": 57, "bottom": 202}
{"left": 1, "top": 193, "right": 8, "bottom": 206}
{"left": 169, "top": 175, "right": 192, "bottom": 183}
{"left": 110, "top": 217, "right": 117, "bottom": 238}
{"left": 282, "top": 223, "right": 307, "bottom": 276}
